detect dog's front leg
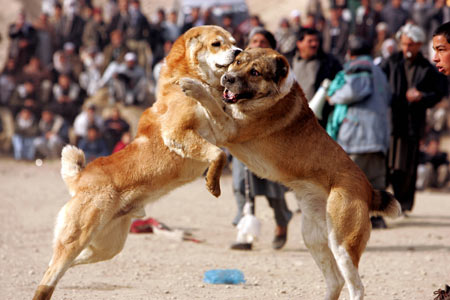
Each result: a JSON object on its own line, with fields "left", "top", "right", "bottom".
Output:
{"left": 162, "top": 128, "right": 226, "bottom": 197}
{"left": 178, "top": 77, "right": 237, "bottom": 141}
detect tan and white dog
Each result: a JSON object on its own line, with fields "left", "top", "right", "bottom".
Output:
{"left": 32, "top": 25, "right": 241, "bottom": 300}
{"left": 179, "top": 48, "right": 402, "bottom": 300}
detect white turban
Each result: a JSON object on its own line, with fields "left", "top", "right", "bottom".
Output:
{"left": 396, "top": 23, "right": 426, "bottom": 43}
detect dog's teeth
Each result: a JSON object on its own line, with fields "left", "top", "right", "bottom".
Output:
{"left": 223, "top": 89, "right": 239, "bottom": 103}
{"left": 224, "top": 90, "right": 234, "bottom": 99}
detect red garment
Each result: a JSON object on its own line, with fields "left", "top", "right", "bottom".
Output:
{"left": 112, "top": 141, "right": 127, "bottom": 153}
{"left": 129, "top": 218, "right": 171, "bottom": 233}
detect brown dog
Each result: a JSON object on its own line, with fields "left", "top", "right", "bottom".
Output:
{"left": 179, "top": 48, "right": 401, "bottom": 300}
{"left": 32, "top": 25, "right": 241, "bottom": 300}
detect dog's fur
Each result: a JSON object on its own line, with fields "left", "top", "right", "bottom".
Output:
{"left": 32, "top": 25, "right": 240, "bottom": 300}
{"left": 180, "top": 48, "right": 402, "bottom": 300}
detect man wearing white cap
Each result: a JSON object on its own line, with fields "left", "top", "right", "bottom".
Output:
{"left": 101, "top": 51, "right": 148, "bottom": 105}
{"left": 289, "top": 9, "right": 301, "bottom": 34}
{"left": 381, "top": 24, "right": 448, "bottom": 213}
{"left": 114, "top": 52, "right": 147, "bottom": 105}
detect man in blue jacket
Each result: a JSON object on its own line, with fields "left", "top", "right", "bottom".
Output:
{"left": 328, "top": 36, "right": 392, "bottom": 228}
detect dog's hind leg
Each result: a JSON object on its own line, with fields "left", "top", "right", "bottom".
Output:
{"left": 327, "top": 191, "right": 371, "bottom": 300}
{"left": 33, "top": 201, "right": 102, "bottom": 300}
{"left": 327, "top": 231, "right": 367, "bottom": 300}
{"left": 163, "top": 129, "right": 227, "bottom": 197}
{"left": 72, "top": 214, "right": 134, "bottom": 266}
{"left": 300, "top": 202, "right": 345, "bottom": 300}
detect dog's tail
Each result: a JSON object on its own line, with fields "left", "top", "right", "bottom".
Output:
{"left": 370, "top": 190, "right": 402, "bottom": 218}
{"left": 61, "top": 145, "right": 85, "bottom": 193}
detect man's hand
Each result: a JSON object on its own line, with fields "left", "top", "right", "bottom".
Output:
{"left": 406, "top": 88, "right": 423, "bottom": 103}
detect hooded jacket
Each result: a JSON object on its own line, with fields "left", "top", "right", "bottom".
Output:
{"left": 329, "top": 56, "right": 392, "bottom": 154}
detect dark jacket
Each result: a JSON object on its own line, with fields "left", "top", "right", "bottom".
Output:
{"left": 55, "top": 15, "right": 85, "bottom": 51}
{"left": 126, "top": 10, "right": 151, "bottom": 41}
{"left": 381, "top": 51, "right": 448, "bottom": 138}
{"left": 292, "top": 51, "right": 342, "bottom": 126}
{"left": 380, "top": 4, "right": 409, "bottom": 34}
{"left": 293, "top": 51, "right": 342, "bottom": 95}
{"left": 8, "top": 22, "right": 38, "bottom": 69}
{"left": 322, "top": 19, "right": 351, "bottom": 64}
{"left": 82, "top": 19, "right": 108, "bottom": 50}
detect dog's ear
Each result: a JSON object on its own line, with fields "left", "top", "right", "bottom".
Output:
{"left": 187, "top": 35, "right": 204, "bottom": 64}
{"left": 166, "top": 35, "right": 186, "bottom": 68}
{"left": 274, "top": 55, "right": 289, "bottom": 83}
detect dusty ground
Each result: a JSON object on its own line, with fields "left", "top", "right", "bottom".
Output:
{"left": 0, "top": 156, "right": 449, "bottom": 300}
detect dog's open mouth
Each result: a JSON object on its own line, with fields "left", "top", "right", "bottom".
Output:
{"left": 222, "top": 89, "right": 253, "bottom": 104}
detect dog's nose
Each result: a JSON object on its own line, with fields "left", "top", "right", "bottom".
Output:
{"left": 233, "top": 49, "right": 242, "bottom": 57}
{"left": 223, "top": 74, "right": 235, "bottom": 84}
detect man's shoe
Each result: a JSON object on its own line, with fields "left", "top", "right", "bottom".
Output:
{"left": 272, "top": 226, "right": 287, "bottom": 250}
{"left": 230, "top": 242, "right": 252, "bottom": 250}
{"left": 371, "top": 216, "right": 387, "bottom": 229}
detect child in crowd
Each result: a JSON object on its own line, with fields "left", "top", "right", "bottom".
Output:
{"left": 78, "top": 125, "right": 109, "bottom": 162}
{"left": 416, "top": 136, "right": 449, "bottom": 190}
{"left": 12, "top": 107, "right": 38, "bottom": 160}
{"left": 34, "top": 107, "right": 69, "bottom": 159}
{"left": 112, "top": 131, "right": 131, "bottom": 153}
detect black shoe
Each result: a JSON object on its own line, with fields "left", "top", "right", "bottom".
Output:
{"left": 230, "top": 242, "right": 252, "bottom": 250}
{"left": 371, "top": 216, "right": 387, "bottom": 229}
{"left": 272, "top": 234, "right": 287, "bottom": 250}
{"left": 272, "top": 226, "right": 288, "bottom": 250}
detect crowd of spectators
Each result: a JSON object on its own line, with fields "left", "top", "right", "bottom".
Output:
{"left": 0, "top": 0, "right": 449, "bottom": 192}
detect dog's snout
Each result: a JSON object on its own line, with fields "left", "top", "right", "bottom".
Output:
{"left": 224, "top": 74, "right": 235, "bottom": 84}
{"left": 220, "top": 73, "right": 236, "bottom": 86}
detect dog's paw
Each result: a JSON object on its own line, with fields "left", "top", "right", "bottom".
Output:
{"left": 206, "top": 177, "right": 221, "bottom": 198}
{"left": 178, "top": 77, "right": 208, "bottom": 99}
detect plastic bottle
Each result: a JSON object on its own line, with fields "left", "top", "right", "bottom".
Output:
{"left": 203, "top": 269, "right": 246, "bottom": 284}
{"left": 309, "top": 78, "right": 331, "bottom": 120}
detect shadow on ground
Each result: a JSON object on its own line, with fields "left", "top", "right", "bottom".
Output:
{"left": 366, "top": 244, "right": 450, "bottom": 252}
{"left": 62, "top": 282, "right": 132, "bottom": 291}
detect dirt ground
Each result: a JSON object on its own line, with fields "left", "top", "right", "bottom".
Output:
{"left": 0, "top": 156, "right": 449, "bottom": 300}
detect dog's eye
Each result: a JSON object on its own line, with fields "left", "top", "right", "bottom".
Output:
{"left": 211, "top": 41, "right": 221, "bottom": 47}
{"left": 250, "top": 69, "right": 260, "bottom": 77}
{"left": 236, "top": 60, "right": 241, "bottom": 65}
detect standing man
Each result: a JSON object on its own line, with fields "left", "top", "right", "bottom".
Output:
{"left": 291, "top": 27, "right": 342, "bottom": 127}
{"left": 231, "top": 27, "right": 292, "bottom": 251}
{"left": 322, "top": 5, "right": 351, "bottom": 64}
{"left": 380, "top": 0, "right": 409, "bottom": 35}
{"left": 8, "top": 10, "right": 38, "bottom": 71}
{"left": 381, "top": 24, "right": 448, "bottom": 213}
{"left": 328, "top": 36, "right": 392, "bottom": 228}
{"left": 432, "top": 21, "right": 450, "bottom": 76}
